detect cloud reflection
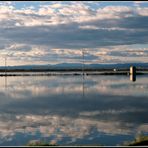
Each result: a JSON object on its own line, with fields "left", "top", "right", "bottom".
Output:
{"left": 0, "top": 75, "right": 147, "bottom": 145}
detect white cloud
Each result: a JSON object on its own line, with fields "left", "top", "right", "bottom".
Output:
{"left": 137, "top": 7, "right": 148, "bottom": 16}
{"left": 134, "top": 1, "right": 148, "bottom": 4}
{"left": 0, "top": 2, "right": 148, "bottom": 27}
{"left": 50, "top": 3, "right": 65, "bottom": 9}
{"left": 0, "top": 2, "right": 148, "bottom": 65}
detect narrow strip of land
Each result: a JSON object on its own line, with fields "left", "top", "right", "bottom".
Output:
{"left": 0, "top": 71, "right": 147, "bottom": 76}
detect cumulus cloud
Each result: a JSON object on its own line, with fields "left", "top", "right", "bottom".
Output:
{"left": 0, "top": 2, "right": 148, "bottom": 65}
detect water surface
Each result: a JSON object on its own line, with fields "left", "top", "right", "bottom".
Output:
{"left": 0, "top": 75, "right": 148, "bottom": 146}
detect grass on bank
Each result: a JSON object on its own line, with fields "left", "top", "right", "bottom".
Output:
{"left": 27, "top": 136, "right": 148, "bottom": 146}
{"left": 124, "top": 135, "right": 148, "bottom": 146}
{"left": 27, "top": 140, "right": 57, "bottom": 146}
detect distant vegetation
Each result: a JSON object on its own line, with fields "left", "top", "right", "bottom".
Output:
{"left": 0, "top": 62, "right": 148, "bottom": 72}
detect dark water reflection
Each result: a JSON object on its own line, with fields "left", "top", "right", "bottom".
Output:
{"left": 0, "top": 75, "right": 148, "bottom": 146}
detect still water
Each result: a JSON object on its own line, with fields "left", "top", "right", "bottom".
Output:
{"left": 0, "top": 75, "right": 148, "bottom": 146}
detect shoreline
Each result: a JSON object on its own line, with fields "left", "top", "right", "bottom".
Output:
{"left": 0, "top": 71, "right": 147, "bottom": 77}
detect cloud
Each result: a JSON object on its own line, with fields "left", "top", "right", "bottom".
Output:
{"left": 1, "top": 23, "right": 148, "bottom": 49}
{"left": 0, "top": 2, "right": 148, "bottom": 65}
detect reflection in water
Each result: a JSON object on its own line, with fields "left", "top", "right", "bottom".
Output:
{"left": 0, "top": 75, "right": 148, "bottom": 146}
{"left": 130, "top": 74, "right": 136, "bottom": 82}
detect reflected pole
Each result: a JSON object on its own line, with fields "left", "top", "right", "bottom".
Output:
{"left": 5, "top": 74, "right": 7, "bottom": 92}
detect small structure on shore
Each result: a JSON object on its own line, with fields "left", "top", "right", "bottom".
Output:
{"left": 130, "top": 66, "right": 136, "bottom": 81}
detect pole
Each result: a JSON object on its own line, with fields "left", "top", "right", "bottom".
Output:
{"left": 82, "top": 49, "right": 84, "bottom": 75}
{"left": 5, "top": 56, "right": 7, "bottom": 76}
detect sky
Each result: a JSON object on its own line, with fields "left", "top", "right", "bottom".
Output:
{"left": 0, "top": 1, "right": 148, "bottom": 66}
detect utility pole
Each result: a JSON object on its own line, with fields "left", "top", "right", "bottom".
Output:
{"left": 82, "top": 48, "right": 85, "bottom": 75}
{"left": 81, "top": 48, "right": 85, "bottom": 99}
{"left": 5, "top": 56, "right": 7, "bottom": 76}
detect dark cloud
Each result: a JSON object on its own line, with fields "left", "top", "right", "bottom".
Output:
{"left": 1, "top": 17, "right": 148, "bottom": 49}
{"left": 85, "top": 16, "right": 148, "bottom": 29}
{"left": 119, "top": 16, "right": 148, "bottom": 29}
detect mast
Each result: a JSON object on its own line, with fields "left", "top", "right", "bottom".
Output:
{"left": 81, "top": 48, "right": 85, "bottom": 98}
{"left": 5, "top": 56, "right": 7, "bottom": 76}
{"left": 82, "top": 48, "right": 84, "bottom": 75}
